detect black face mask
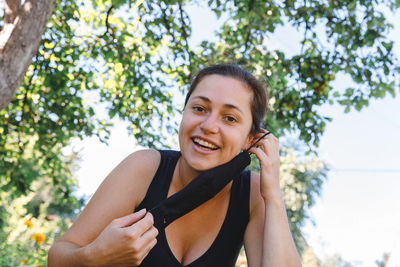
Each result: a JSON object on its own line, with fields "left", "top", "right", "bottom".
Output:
{"left": 149, "top": 132, "right": 271, "bottom": 228}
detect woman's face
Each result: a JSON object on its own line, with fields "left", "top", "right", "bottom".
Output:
{"left": 179, "top": 74, "right": 254, "bottom": 171}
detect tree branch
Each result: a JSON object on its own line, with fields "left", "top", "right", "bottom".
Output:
{"left": 178, "top": 1, "right": 193, "bottom": 80}
{"left": 102, "top": 5, "right": 114, "bottom": 38}
{"left": 159, "top": 4, "right": 177, "bottom": 46}
{"left": 244, "top": 0, "right": 255, "bottom": 52}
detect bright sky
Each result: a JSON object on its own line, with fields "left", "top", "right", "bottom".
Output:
{"left": 304, "top": 98, "right": 400, "bottom": 266}
{"left": 71, "top": 4, "right": 400, "bottom": 267}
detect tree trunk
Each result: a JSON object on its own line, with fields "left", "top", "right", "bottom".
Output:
{"left": 0, "top": 0, "right": 56, "bottom": 110}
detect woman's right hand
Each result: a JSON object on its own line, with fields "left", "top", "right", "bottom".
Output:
{"left": 85, "top": 209, "right": 158, "bottom": 266}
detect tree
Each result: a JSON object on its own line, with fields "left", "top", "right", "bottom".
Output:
{"left": 0, "top": 0, "right": 56, "bottom": 110}
{"left": 1, "top": 0, "right": 399, "bottom": 254}
{"left": 1, "top": 0, "right": 398, "bottom": 195}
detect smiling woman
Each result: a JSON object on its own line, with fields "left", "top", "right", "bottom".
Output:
{"left": 179, "top": 74, "right": 255, "bottom": 171}
{"left": 48, "top": 64, "right": 301, "bottom": 267}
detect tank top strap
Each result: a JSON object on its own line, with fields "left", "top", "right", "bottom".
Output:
{"left": 230, "top": 169, "right": 251, "bottom": 217}
{"left": 136, "top": 150, "right": 180, "bottom": 211}
{"left": 220, "top": 169, "right": 251, "bottom": 241}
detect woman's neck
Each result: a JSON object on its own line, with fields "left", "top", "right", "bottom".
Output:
{"left": 173, "top": 156, "right": 201, "bottom": 192}
{"left": 168, "top": 153, "right": 232, "bottom": 204}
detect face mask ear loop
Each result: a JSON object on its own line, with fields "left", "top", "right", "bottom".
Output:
{"left": 245, "top": 132, "right": 271, "bottom": 152}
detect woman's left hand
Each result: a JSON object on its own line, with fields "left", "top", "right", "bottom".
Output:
{"left": 248, "top": 129, "right": 282, "bottom": 201}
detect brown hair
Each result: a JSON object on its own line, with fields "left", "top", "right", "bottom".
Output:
{"left": 184, "top": 64, "right": 268, "bottom": 135}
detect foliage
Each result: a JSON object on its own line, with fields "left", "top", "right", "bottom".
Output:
{"left": 0, "top": 176, "right": 81, "bottom": 266}
{"left": 280, "top": 147, "right": 328, "bottom": 254}
{"left": 0, "top": 145, "right": 83, "bottom": 265}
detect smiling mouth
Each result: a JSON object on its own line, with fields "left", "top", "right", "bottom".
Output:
{"left": 192, "top": 137, "right": 220, "bottom": 151}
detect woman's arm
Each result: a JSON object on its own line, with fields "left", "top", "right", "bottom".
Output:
{"left": 243, "top": 132, "right": 301, "bottom": 267}
{"left": 48, "top": 149, "right": 161, "bottom": 267}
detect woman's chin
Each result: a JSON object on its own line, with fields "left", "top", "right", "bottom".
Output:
{"left": 185, "top": 154, "right": 219, "bottom": 172}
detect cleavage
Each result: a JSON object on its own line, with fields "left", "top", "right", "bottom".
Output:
{"left": 164, "top": 185, "right": 231, "bottom": 266}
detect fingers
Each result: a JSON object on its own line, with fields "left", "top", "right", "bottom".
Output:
{"left": 125, "top": 213, "right": 158, "bottom": 262}
{"left": 125, "top": 212, "right": 155, "bottom": 238}
{"left": 248, "top": 131, "right": 270, "bottom": 149}
{"left": 250, "top": 129, "right": 279, "bottom": 157}
{"left": 262, "top": 136, "right": 279, "bottom": 157}
{"left": 112, "top": 209, "right": 147, "bottom": 228}
{"left": 87, "top": 210, "right": 157, "bottom": 266}
{"left": 134, "top": 224, "right": 158, "bottom": 255}
{"left": 139, "top": 223, "right": 158, "bottom": 242}
{"left": 131, "top": 228, "right": 158, "bottom": 265}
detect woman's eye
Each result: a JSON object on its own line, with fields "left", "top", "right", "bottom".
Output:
{"left": 225, "top": 116, "right": 237, "bottom": 123}
{"left": 192, "top": 106, "right": 205, "bottom": 112}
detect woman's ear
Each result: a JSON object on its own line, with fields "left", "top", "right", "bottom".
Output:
{"left": 242, "top": 134, "right": 256, "bottom": 151}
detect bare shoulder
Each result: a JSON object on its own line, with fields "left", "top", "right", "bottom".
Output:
{"left": 124, "top": 148, "right": 161, "bottom": 168}
{"left": 121, "top": 149, "right": 161, "bottom": 181}
{"left": 96, "top": 149, "right": 161, "bottom": 206}
{"left": 118, "top": 149, "right": 161, "bottom": 197}
{"left": 59, "top": 149, "right": 161, "bottom": 246}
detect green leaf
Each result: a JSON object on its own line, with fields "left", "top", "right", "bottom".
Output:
{"left": 112, "top": 0, "right": 126, "bottom": 9}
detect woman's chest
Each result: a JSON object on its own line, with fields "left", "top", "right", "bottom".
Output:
{"left": 163, "top": 194, "right": 230, "bottom": 266}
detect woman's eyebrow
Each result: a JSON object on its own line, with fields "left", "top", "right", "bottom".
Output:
{"left": 191, "top": 95, "right": 244, "bottom": 114}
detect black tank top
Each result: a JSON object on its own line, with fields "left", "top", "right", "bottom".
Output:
{"left": 135, "top": 150, "right": 251, "bottom": 267}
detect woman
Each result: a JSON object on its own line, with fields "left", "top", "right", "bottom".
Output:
{"left": 48, "top": 64, "right": 301, "bottom": 266}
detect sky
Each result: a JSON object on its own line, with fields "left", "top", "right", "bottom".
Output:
{"left": 303, "top": 97, "right": 400, "bottom": 266}
{"left": 70, "top": 4, "right": 400, "bottom": 267}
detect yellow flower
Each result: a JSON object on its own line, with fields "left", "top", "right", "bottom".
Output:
{"left": 19, "top": 259, "right": 28, "bottom": 264}
{"left": 32, "top": 232, "right": 45, "bottom": 246}
{"left": 24, "top": 219, "right": 33, "bottom": 229}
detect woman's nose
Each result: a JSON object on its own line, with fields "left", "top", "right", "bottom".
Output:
{"left": 200, "top": 113, "right": 219, "bottom": 134}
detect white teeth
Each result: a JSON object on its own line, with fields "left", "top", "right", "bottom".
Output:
{"left": 193, "top": 138, "right": 218, "bottom": 150}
